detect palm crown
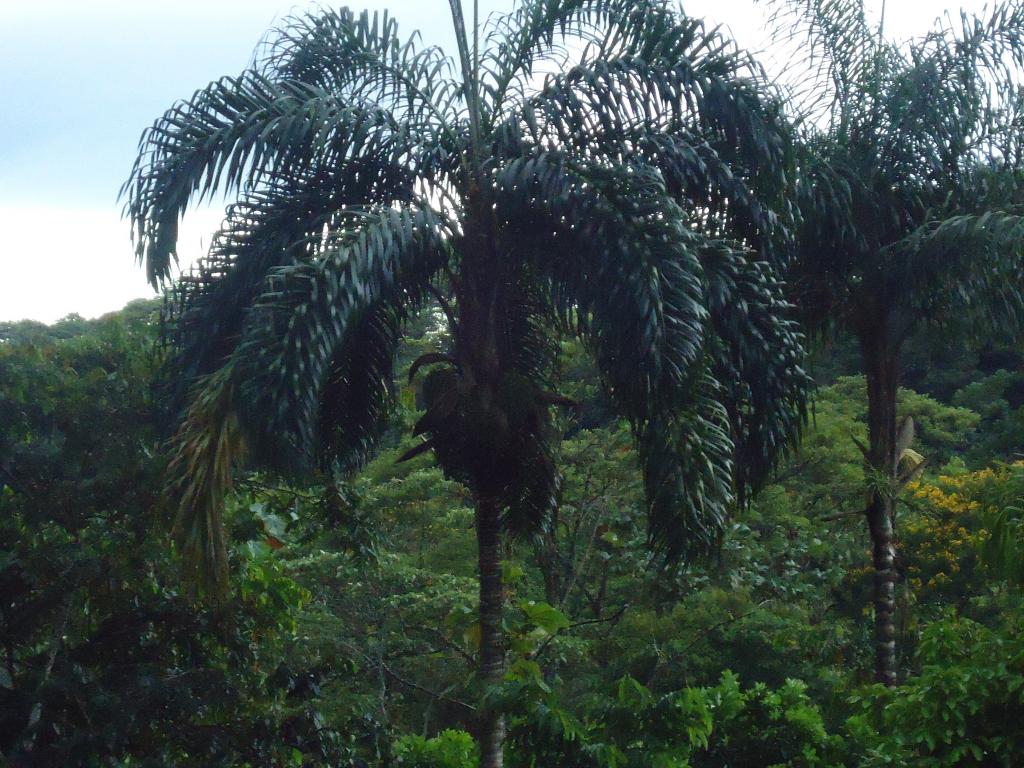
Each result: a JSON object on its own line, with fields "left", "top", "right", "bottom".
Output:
{"left": 776, "top": 0, "right": 1024, "bottom": 337}
{"left": 127, "top": 0, "right": 806, "bottom": 581}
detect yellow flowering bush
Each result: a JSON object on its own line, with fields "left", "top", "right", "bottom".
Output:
{"left": 901, "top": 462, "right": 1024, "bottom": 601}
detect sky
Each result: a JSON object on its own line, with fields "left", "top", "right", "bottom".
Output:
{"left": 0, "top": 0, "right": 992, "bottom": 322}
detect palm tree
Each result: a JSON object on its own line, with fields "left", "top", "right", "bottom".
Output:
{"left": 766, "top": 0, "right": 1024, "bottom": 684}
{"left": 125, "top": 1, "right": 807, "bottom": 762}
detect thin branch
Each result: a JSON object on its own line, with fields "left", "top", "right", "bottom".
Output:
{"left": 342, "top": 640, "right": 476, "bottom": 712}
{"left": 820, "top": 508, "right": 867, "bottom": 522}
{"left": 531, "top": 602, "right": 630, "bottom": 660}
{"left": 426, "top": 283, "right": 458, "bottom": 329}
{"left": 644, "top": 600, "right": 772, "bottom": 686}
{"left": 235, "top": 477, "right": 323, "bottom": 501}
{"left": 415, "top": 625, "right": 477, "bottom": 666}
{"left": 679, "top": 600, "right": 773, "bottom": 657}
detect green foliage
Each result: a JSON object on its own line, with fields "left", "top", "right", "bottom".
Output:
{"left": 394, "top": 730, "right": 479, "bottom": 768}
{"left": 504, "top": 671, "right": 845, "bottom": 767}
{"left": 2, "top": 276, "right": 1023, "bottom": 765}
{"left": 849, "top": 613, "right": 1024, "bottom": 766}
{"left": 0, "top": 308, "right": 346, "bottom": 766}
{"left": 953, "top": 369, "right": 1024, "bottom": 465}
{"left": 519, "top": 600, "right": 571, "bottom": 636}
{"left": 698, "top": 672, "right": 845, "bottom": 767}
{"left": 8, "top": 3, "right": 1024, "bottom": 759}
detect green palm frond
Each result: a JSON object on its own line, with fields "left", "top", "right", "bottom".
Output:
{"left": 231, "top": 204, "right": 452, "bottom": 466}
{"left": 637, "top": 131, "right": 789, "bottom": 262}
{"left": 493, "top": 151, "right": 801, "bottom": 556}
{"left": 894, "top": 210, "right": 1024, "bottom": 332}
{"left": 489, "top": 9, "right": 794, "bottom": 259}
{"left": 504, "top": 40, "right": 785, "bottom": 171}
{"left": 480, "top": 0, "right": 600, "bottom": 125}
{"left": 480, "top": 0, "right": 697, "bottom": 127}
{"left": 638, "top": 370, "right": 734, "bottom": 560}
{"left": 161, "top": 163, "right": 416, "bottom": 418}
{"left": 494, "top": 154, "right": 707, "bottom": 389}
{"left": 317, "top": 301, "right": 406, "bottom": 474}
{"left": 760, "top": 0, "right": 874, "bottom": 121}
{"left": 265, "top": 6, "right": 465, "bottom": 137}
{"left": 784, "top": 1, "right": 1024, "bottom": 343}
{"left": 700, "top": 242, "right": 809, "bottom": 499}
{"left": 125, "top": 74, "right": 417, "bottom": 286}
{"left": 162, "top": 204, "right": 448, "bottom": 595}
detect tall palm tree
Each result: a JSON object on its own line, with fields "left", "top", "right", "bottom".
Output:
{"left": 125, "top": 1, "right": 807, "bottom": 762}
{"left": 766, "top": 0, "right": 1024, "bottom": 684}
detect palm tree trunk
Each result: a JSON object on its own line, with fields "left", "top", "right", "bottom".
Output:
{"left": 475, "top": 495, "right": 505, "bottom": 768}
{"left": 863, "top": 332, "right": 899, "bottom": 686}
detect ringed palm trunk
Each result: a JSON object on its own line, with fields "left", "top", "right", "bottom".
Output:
{"left": 861, "top": 330, "right": 900, "bottom": 686}
{"left": 475, "top": 496, "right": 506, "bottom": 767}
{"left": 460, "top": 204, "right": 508, "bottom": 767}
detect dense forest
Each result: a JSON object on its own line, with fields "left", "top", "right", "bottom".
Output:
{"left": 3, "top": 297, "right": 1024, "bottom": 766}
{"left": 3, "top": 0, "right": 1024, "bottom": 765}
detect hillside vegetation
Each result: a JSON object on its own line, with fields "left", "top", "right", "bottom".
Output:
{"left": 2, "top": 303, "right": 1023, "bottom": 765}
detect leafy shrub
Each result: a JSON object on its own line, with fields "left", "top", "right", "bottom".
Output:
{"left": 697, "top": 672, "right": 846, "bottom": 767}
{"left": 506, "top": 672, "right": 846, "bottom": 767}
{"left": 393, "top": 729, "right": 478, "bottom": 767}
{"left": 849, "top": 613, "right": 1024, "bottom": 766}
{"left": 902, "top": 462, "right": 1024, "bottom": 602}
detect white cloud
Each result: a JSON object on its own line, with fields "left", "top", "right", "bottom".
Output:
{"left": 0, "top": 205, "right": 222, "bottom": 323}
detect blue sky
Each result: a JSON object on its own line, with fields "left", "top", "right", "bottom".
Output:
{"left": 0, "top": 0, "right": 987, "bottom": 321}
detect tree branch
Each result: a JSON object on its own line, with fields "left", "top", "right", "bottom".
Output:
{"left": 531, "top": 602, "right": 630, "bottom": 660}
{"left": 342, "top": 640, "right": 476, "bottom": 712}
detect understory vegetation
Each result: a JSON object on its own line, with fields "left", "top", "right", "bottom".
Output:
{"left": 2, "top": 304, "right": 1023, "bottom": 766}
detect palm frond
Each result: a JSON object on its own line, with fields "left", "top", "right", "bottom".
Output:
{"left": 124, "top": 72, "right": 419, "bottom": 286}
{"left": 638, "top": 370, "right": 734, "bottom": 561}
{"left": 494, "top": 153, "right": 708, "bottom": 400}
{"left": 894, "top": 209, "right": 1024, "bottom": 332}
{"left": 505, "top": 39, "right": 785, "bottom": 170}
{"left": 166, "top": 366, "right": 245, "bottom": 599}
{"left": 231, "top": 204, "right": 452, "bottom": 468}
{"left": 488, "top": 17, "right": 793, "bottom": 258}
{"left": 699, "top": 242, "right": 809, "bottom": 499}
{"left": 480, "top": 0, "right": 683, "bottom": 127}
{"left": 161, "top": 161, "right": 416, "bottom": 418}
{"left": 480, "top": 0, "right": 600, "bottom": 126}
{"left": 493, "top": 152, "right": 799, "bottom": 557}
{"left": 500, "top": 429, "right": 560, "bottom": 540}
{"left": 317, "top": 301, "right": 406, "bottom": 474}
{"left": 760, "top": 0, "right": 875, "bottom": 122}
{"left": 635, "top": 131, "right": 789, "bottom": 264}
{"left": 265, "top": 6, "right": 464, "bottom": 134}
{"left": 166, "top": 204, "right": 449, "bottom": 591}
